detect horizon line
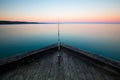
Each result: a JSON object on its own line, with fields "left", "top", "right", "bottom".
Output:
{"left": 0, "top": 20, "right": 120, "bottom": 24}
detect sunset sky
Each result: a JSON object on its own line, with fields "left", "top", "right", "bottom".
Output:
{"left": 0, "top": 0, "right": 120, "bottom": 22}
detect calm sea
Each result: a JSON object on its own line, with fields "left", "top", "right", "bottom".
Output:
{"left": 0, "top": 24, "right": 120, "bottom": 61}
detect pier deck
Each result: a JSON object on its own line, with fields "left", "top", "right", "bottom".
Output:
{"left": 0, "top": 44, "right": 120, "bottom": 80}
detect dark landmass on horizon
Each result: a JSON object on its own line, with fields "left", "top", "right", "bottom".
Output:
{"left": 0, "top": 21, "right": 40, "bottom": 24}
{"left": 0, "top": 21, "right": 120, "bottom": 24}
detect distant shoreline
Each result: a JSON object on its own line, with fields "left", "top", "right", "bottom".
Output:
{"left": 0, "top": 21, "right": 40, "bottom": 24}
{"left": 0, "top": 21, "right": 120, "bottom": 24}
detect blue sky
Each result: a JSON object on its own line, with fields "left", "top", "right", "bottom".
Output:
{"left": 0, "top": 0, "right": 120, "bottom": 22}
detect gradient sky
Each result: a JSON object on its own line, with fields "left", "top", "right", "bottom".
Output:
{"left": 0, "top": 0, "right": 120, "bottom": 22}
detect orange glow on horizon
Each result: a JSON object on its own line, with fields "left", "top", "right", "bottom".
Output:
{"left": 0, "top": 15, "right": 120, "bottom": 22}
{"left": 0, "top": 0, "right": 120, "bottom": 23}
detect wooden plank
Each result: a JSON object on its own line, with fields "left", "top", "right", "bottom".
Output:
{"left": 62, "top": 43, "right": 120, "bottom": 74}
{"left": 0, "top": 47, "right": 120, "bottom": 80}
{"left": 63, "top": 51, "right": 72, "bottom": 80}
{"left": 63, "top": 49, "right": 120, "bottom": 80}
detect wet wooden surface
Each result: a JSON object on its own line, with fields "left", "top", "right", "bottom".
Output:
{"left": 0, "top": 49, "right": 120, "bottom": 80}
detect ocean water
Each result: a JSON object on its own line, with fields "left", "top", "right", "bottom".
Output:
{"left": 0, "top": 24, "right": 120, "bottom": 61}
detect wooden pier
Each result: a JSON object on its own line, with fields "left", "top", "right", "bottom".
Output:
{"left": 0, "top": 43, "right": 120, "bottom": 80}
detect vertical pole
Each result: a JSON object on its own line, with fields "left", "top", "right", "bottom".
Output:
{"left": 58, "top": 17, "right": 60, "bottom": 51}
{"left": 57, "top": 17, "right": 61, "bottom": 66}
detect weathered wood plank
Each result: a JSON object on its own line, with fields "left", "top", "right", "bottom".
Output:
{"left": 0, "top": 44, "right": 120, "bottom": 80}
{"left": 63, "top": 49, "right": 120, "bottom": 80}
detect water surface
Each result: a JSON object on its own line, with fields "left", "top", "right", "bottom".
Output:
{"left": 0, "top": 24, "right": 58, "bottom": 59}
{"left": 0, "top": 24, "right": 120, "bottom": 61}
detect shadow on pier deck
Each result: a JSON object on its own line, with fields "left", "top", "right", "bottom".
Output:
{"left": 0, "top": 43, "right": 120, "bottom": 80}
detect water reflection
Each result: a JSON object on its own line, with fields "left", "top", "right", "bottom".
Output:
{"left": 0, "top": 24, "right": 120, "bottom": 61}
{"left": 0, "top": 24, "right": 58, "bottom": 58}
{"left": 60, "top": 24, "right": 120, "bottom": 61}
